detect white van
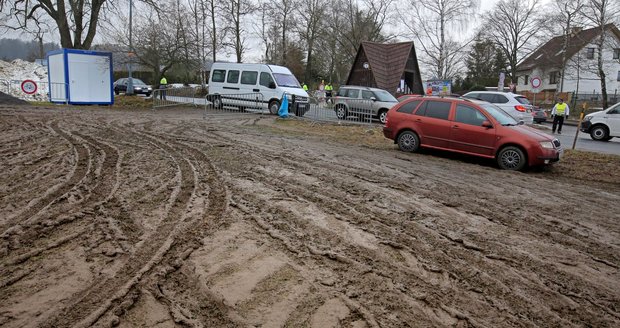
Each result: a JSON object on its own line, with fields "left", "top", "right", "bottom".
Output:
{"left": 580, "top": 102, "right": 620, "bottom": 141}
{"left": 208, "top": 62, "right": 310, "bottom": 115}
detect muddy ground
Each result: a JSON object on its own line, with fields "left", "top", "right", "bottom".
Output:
{"left": 0, "top": 105, "right": 618, "bottom": 328}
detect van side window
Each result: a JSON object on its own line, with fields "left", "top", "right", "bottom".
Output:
{"left": 241, "top": 71, "right": 258, "bottom": 85}
{"left": 227, "top": 70, "right": 240, "bottom": 83}
{"left": 397, "top": 100, "right": 421, "bottom": 114}
{"left": 212, "top": 70, "right": 226, "bottom": 83}
{"left": 423, "top": 101, "right": 451, "bottom": 120}
{"left": 259, "top": 72, "right": 274, "bottom": 87}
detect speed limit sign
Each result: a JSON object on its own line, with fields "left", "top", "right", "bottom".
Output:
{"left": 21, "top": 80, "right": 38, "bottom": 94}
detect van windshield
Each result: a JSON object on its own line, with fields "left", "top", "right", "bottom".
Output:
{"left": 273, "top": 73, "right": 301, "bottom": 88}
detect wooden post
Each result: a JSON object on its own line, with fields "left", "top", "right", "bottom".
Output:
{"left": 572, "top": 102, "right": 588, "bottom": 150}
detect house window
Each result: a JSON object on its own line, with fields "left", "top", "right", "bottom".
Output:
{"left": 586, "top": 47, "right": 595, "bottom": 59}
{"left": 523, "top": 75, "right": 529, "bottom": 85}
{"left": 549, "top": 71, "right": 560, "bottom": 84}
{"left": 614, "top": 48, "right": 620, "bottom": 60}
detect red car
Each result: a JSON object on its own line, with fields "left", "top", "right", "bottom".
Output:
{"left": 383, "top": 96, "right": 563, "bottom": 170}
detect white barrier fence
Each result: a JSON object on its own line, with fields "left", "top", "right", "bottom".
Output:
{"left": 0, "top": 79, "right": 67, "bottom": 103}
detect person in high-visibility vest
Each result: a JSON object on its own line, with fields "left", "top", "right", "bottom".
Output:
{"left": 159, "top": 76, "right": 168, "bottom": 100}
{"left": 325, "top": 82, "right": 333, "bottom": 104}
{"left": 302, "top": 83, "right": 308, "bottom": 91}
{"left": 551, "top": 98, "right": 569, "bottom": 134}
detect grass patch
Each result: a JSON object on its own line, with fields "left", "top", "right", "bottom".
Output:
{"left": 548, "top": 150, "right": 620, "bottom": 186}
{"left": 273, "top": 118, "right": 392, "bottom": 149}
{"left": 273, "top": 119, "right": 620, "bottom": 185}
{"left": 113, "top": 95, "right": 152, "bottom": 109}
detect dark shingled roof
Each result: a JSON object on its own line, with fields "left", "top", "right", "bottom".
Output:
{"left": 346, "top": 41, "right": 424, "bottom": 95}
{"left": 517, "top": 24, "right": 620, "bottom": 72}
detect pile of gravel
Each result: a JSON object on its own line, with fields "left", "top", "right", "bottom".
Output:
{"left": 0, "top": 91, "right": 29, "bottom": 105}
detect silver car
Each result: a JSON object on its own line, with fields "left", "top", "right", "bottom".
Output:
{"left": 462, "top": 91, "right": 534, "bottom": 124}
{"left": 334, "top": 86, "right": 398, "bottom": 124}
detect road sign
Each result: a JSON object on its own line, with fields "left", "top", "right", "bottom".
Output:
{"left": 21, "top": 80, "right": 37, "bottom": 94}
{"left": 530, "top": 76, "right": 542, "bottom": 90}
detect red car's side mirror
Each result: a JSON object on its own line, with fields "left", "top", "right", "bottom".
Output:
{"left": 482, "top": 120, "right": 493, "bottom": 128}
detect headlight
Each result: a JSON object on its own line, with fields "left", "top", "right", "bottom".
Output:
{"left": 584, "top": 116, "right": 592, "bottom": 121}
{"left": 135, "top": 87, "right": 142, "bottom": 90}
{"left": 540, "top": 141, "right": 554, "bottom": 149}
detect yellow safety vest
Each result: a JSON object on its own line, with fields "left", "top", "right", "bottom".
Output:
{"left": 556, "top": 103, "right": 567, "bottom": 115}
{"left": 160, "top": 77, "right": 168, "bottom": 85}
{"left": 303, "top": 84, "right": 308, "bottom": 91}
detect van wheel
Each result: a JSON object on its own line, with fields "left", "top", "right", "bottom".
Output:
{"left": 497, "top": 146, "right": 526, "bottom": 171}
{"left": 397, "top": 131, "right": 420, "bottom": 152}
{"left": 590, "top": 125, "right": 609, "bottom": 141}
{"left": 212, "top": 96, "right": 223, "bottom": 109}
{"left": 378, "top": 109, "right": 388, "bottom": 124}
{"left": 335, "top": 105, "right": 347, "bottom": 119}
{"left": 269, "top": 100, "right": 280, "bottom": 115}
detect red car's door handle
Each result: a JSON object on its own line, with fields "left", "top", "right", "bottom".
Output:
{"left": 415, "top": 118, "right": 422, "bottom": 122}
{"left": 452, "top": 125, "right": 459, "bottom": 129}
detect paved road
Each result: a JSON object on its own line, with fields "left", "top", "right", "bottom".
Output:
{"left": 537, "top": 121, "right": 620, "bottom": 155}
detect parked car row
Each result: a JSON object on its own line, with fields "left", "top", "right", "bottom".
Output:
{"left": 113, "top": 78, "right": 153, "bottom": 96}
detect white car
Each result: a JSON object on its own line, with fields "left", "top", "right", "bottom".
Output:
{"left": 463, "top": 91, "right": 534, "bottom": 124}
{"left": 580, "top": 102, "right": 620, "bottom": 141}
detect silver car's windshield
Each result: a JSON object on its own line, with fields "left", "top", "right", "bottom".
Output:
{"left": 273, "top": 73, "right": 301, "bottom": 88}
{"left": 480, "top": 104, "right": 519, "bottom": 126}
{"left": 374, "top": 90, "right": 397, "bottom": 102}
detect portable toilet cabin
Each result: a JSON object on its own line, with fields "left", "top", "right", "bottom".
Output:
{"left": 47, "top": 49, "right": 114, "bottom": 105}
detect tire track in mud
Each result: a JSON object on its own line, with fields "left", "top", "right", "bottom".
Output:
{"left": 105, "top": 135, "right": 235, "bottom": 327}
{"left": 0, "top": 122, "right": 90, "bottom": 233}
{"left": 185, "top": 126, "right": 616, "bottom": 326}
{"left": 166, "top": 129, "right": 465, "bottom": 326}
{"left": 41, "top": 124, "right": 229, "bottom": 328}
{"left": 0, "top": 131, "right": 123, "bottom": 269}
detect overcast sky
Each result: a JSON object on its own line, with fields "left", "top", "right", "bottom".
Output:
{"left": 1, "top": 0, "right": 550, "bottom": 63}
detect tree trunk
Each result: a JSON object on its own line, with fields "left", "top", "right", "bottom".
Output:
{"left": 211, "top": 0, "right": 217, "bottom": 62}
{"left": 597, "top": 34, "right": 608, "bottom": 108}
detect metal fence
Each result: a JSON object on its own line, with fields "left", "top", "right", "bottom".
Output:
{"left": 152, "top": 86, "right": 206, "bottom": 109}
{"left": 0, "top": 79, "right": 67, "bottom": 103}
{"left": 199, "top": 93, "right": 379, "bottom": 125}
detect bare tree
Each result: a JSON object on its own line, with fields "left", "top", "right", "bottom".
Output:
{"left": 0, "top": 0, "right": 158, "bottom": 49}
{"left": 581, "top": 0, "right": 619, "bottom": 108}
{"left": 482, "top": 0, "right": 544, "bottom": 82}
{"left": 338, "top": 0, "right": 395, "bottom": 63}
{"left": 105, "top": 2, "right": 184, "bottom": 85}
{"left": 296, "top": 0, "right": 326, "bottom": 82}
{"left": 550, "top": 0, "right": 586, "bottom": 92}
{"left": 188, "top": 0, "right": 212, "bottom": 86}
{"left": 223, "top": 0, "right": 255, "bottom": 63}
{"left": 401, "top": 0, "right": 478, "bottom": 79}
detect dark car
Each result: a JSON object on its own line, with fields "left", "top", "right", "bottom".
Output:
{"left": 532, "top": 107, "right": 548, "bottom": 124}
{"left": 383, "top": 96, "right": 563, "bottom": 170}
{"left": 114, "top": 78, "right": 153, "bottom": 96}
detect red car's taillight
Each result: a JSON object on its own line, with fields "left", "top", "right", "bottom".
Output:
{"left": 515, "top": 105, "right": 526, "bottom": 112}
